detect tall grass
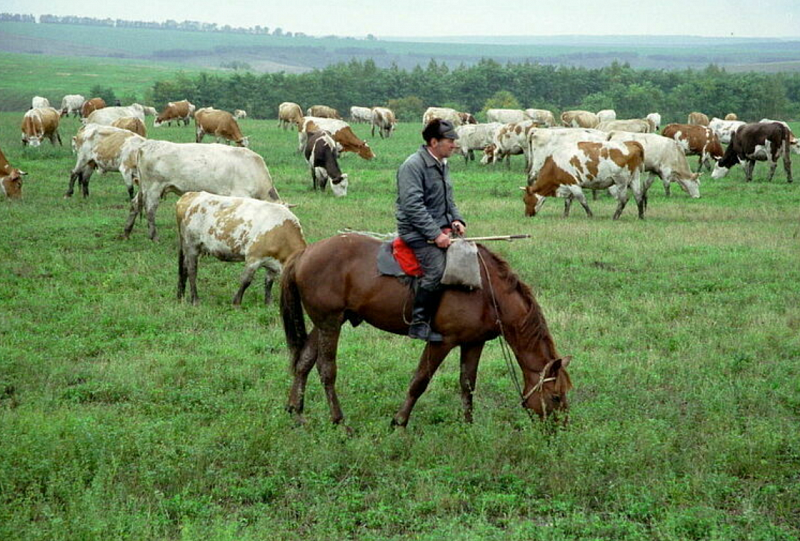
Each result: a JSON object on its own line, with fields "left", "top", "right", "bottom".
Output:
{"left": 1, "top": 112, "right": 799, "bottom": 540}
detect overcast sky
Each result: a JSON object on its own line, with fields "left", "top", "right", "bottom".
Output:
{"left": 4, "top": 0, "right": 799, "bottom": 38}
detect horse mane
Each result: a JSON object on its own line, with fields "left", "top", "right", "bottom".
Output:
{"left": 477, "top": 244, "right": 553, "bottom": 344}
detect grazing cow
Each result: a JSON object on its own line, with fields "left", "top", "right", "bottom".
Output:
{"left": 68, "top": 124, "right": 146, "bottom": 199}
{"left": 142, "top": 106, "right": 157, "bottom": 117}
{"left": 371, "top": 106, "right": 396, "bottom": 139}
{"left": 486, "top": 109, "right": 527, "bottom": 124}
{"left": 123, "top": 141, "right": 282, "bottom": 240}
{"left": 32, "top": 96, "right": 49, "bottom": 109}
{"left": 646, "top": 113, "right": 662, "bottom": 132}
{"left": 524, "top": 108, "right": 556, "bottom": 127}
{"left": 0, "top": 146, "right": 27, "bottom": 199}
{"left": 688, "top": 112, "right": 710, "bottom": 126}
{"left": 481, "top": 120, "right": 537, "bottom": 168}
{"left": 350, "top": 106, "right": 373, "bottom": 123}
{"left": 154, "top": 100, "right": 195, "bottom": 127}
{"left": 233, "top": 109, "right": 247, "bottom": 119}
{"left": 176, "top": 191, "right": 306, "bottom": 306}
{"left": 458, "top": 112, "right": 477, "bottom": 125}
{"left": 597, "top": 109, "right": 617, "bottom": 123}
{"left": 81, "top": 97, "right": 106, "bottom": 118}
{"left": 60, "top": 94, "right": 85, "bottom": 117}
{"left": 661, "top": 124, "right": 724, "bottom": 173}
{"left": 111, "top": 116, "right": 147, "bottom": 137}
{"left": 724, "top": 113, "right": 738, "bottom": 121}
{"left": 85, "top": 104, "right": 146, "bottom": 126}
{"left": 607, "top": 131, "right": 701, "bottom": 198}
{"left": 422, "top": 107, "right": 462, "bottom": 126}
{"left": 561, "top": 110, "right": 599, "bottom": 128}
{"left": 307, "top": 105, "right": 341, "bottom": 119}
{"left": 708, "top": 117, "right": 746, "bottom": 145}
{"left": 304, "top": 131, "right": 348, "bottom": 196}
{"left": 300, "top": 117, "right": 374, "bottom": 160}
{"left": 278, "top": 102, "right": 304, "bottom": 130}
{"left": 21, "top": 107, "right": 61, "bottom": 147}
{"left": 454, "top": 122, "right": 502, "bottom": 163}
{"left": 712, "top": 122, "right": 793, "bottom": 183}
{"left": 521, "top": 140, "right": 646, "bottom": 219}
{"left": 526, "top": 127, "right": 607, "bottom": 181}
{"left": 195, "top": 108, "right": 248, "bottom": 147}
{"left": 597, "top": 119, "right": 652, "bottom": 133}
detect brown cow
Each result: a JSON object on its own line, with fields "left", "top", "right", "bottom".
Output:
{"left": 0, "top": 146, "right": 26, "bottom": 199}
{"left": 21, "top": 107, "right": 62, "bottom": 147}
{"left": 111, "top": 117, "right": 147, "bottom": 137}
{"left": 81, "top": 97, "right": 106, "bottom": 118}
{"left": 458, "top": 112, "right": 477, "bottom": 125}
{"left": 195, "top": 107, "right": 249, "bottom": 147}
{"left": 278, "top": 102, "right": 304, "bottom": 130}
{"left": 687, "top": 112, "right": 710, "bottom": 126}
{"left": 306, "top": 105, "right": 342, "bottom": 119}
{"left": 155, "top": 99, "right": 196, "bottom": 127}
{"left": 301, "top": 117, "right": 374, "bottom": 160}
{"left": 661, "top": 123, "right": 723, "bottom": 172}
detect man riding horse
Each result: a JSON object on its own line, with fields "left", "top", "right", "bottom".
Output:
{"left": 396, "top": 119, "right": 466, "bottom": 342}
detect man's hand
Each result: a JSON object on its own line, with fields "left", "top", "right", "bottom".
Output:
{"left": 451, "top": 221, "right": 466, "bottom": 236}
{"left": 434, "top": 232, "right": 452, "bottom": 248}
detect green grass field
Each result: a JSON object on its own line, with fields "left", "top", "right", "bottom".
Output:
{"left": 1, "top": 113, "right": 799, "bottom": 540}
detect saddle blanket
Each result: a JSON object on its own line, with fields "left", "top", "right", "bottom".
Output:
{"left": 377, "top": 237, "right": 423, "bottom": 277}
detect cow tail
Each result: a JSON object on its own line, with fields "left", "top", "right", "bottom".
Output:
{"left": 280, "top": 249, "right": 308, "bottom": 374}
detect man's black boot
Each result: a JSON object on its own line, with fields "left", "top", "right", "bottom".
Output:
{"left": 408, "top": 286, "right": 443, "bottom": 342}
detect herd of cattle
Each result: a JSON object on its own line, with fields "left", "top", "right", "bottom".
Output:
{"left": 2, "top": 94, "right": 798, "bottom": 303}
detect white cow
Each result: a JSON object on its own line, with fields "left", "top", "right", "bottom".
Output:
{"left": 60, "top": 94, "right": 85, "bottom": 117}
{"left": 454, "top": 122, "right": 502, "bottom": 163}
{"left": 597, "top": 109, "right": 617, "bottom": 123}
{"left": 67, "top": 124, "right": 146, "bottom": 199}
{"left": 422, "top": 107, "right": 462, "bottom": 126}
{"left": 142, "top": 106, "right": 158, "bottom": 117}
{"left": 32, "top": 96, "right": 50, "bottom": 109}
{"left": 122, "top": 142, "right": 282, "bottom": 241}
{"left": 708, "top": 117, "right": 746, "bottom": 145}
{"left": 607, "top": 131, "right": 701, "bottom": 198}
{"left": 597, "top": 119, "right": 652, "bottom": 133}
{"left": 486, "top": 109, "right": 527, "bottom": 124}
{"left": 350, "top": 106, "right": 373, "bottom": 123}
{"left": 371, "top": 107, "right": 397, "bottom": 139}
{"left": 524, "top": 109, "right": 556, "bottom": 127}
{"left": 85, "top": 104, "right": 146, "bottom": 126}
{"left": 176, "top": 191, "right": 306, "bottom": 306}
{"left": 233, "top": 109, "right": 247, "bottom": 119}
{"left": 646, "top": 113, "right": 662, "bottom": 132}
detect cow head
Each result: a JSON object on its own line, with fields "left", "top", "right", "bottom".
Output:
{"left": 330, "top": 173, "right": 349, "bottom": 197}
{"left": 1, "top": 169, "right": 26, "bottom": 199}
{"left": 711, "top": 163, "right": 732, "bottom": 180}
{"left": 236, "top": 137, "right": 250, "bottom": 148}
{"left": 521, "top": 186, "right": 546, "bottom": 217}
{"left": 790, "top": 136, "right": 800, "bottom": 155}
{"left": 674, "top": 172, "right": 701, "bottom": 199}
{"left": 480, "top": 144, "right": 496, "bottom": 165}
{"left": 357, "top": 141, "right": 375, "bottom": 160}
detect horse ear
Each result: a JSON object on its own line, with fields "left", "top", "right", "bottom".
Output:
{"left": 559, "top": 356, "right": 572, "bottom": 369}
{"left": 519, "top": 186, "right": 527, "bottom": 191}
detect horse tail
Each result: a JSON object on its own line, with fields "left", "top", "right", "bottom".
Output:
{"left": 280, "top": 248, "right": 308, "bottom": 374}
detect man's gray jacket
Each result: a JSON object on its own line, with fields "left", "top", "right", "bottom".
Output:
{"left": 396, "top": 145, "right": 465, "bottom": 244}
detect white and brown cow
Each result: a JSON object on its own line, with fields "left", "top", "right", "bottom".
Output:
{"left": 688, "top": 112, "right": 710, "bottom": 126}
{"left": 350, "top": 106, "right": 373, "bottom": 124}
{"left": 300, "top": 117, "right": 375, "bottom": 160}
{"left": 233, "top": 109, "right": 247, "bottom": 119}
{"left": 521, "top": 140, "right": 646, "bottom": 220}
{"left": 154, "top": 99, "right": 196, "bottom": 127}
{"left": 195, "top": 107, "right": 248, "bottom": 147}
{"left": 124, "top": 142, "right": 282, "bottom": 240}
{"left": 458, "top": 112, "right": 477, "bottom": 125}
{"left": 607, "top": 131, "right": 701, "bottom": 198}
{"left": 524, "top": 108, "right": 556, "bottom": 127}
{"left": 371, "top": 106, "right": 396, "bottom": 139}
{"left": 304, "top": 131, "right": 348, "bottom": 196}
{"left": 176, "top": 191, "right": 306, "bottom": 306}
{"left": 81, "top": 97, "right": 106, "bottom": 118}
{"left": 526, "top": 127, "right": 607, "bottom": 181}
{"left": 68, "top": 124, "right": 146, "bottom": 199}
{"left": 561, "top": 110, "right": 599, "bottom": 128}
{"left": 21, "top": 107, "right": 62, "bottom": 147}
{"left": 422, "top": 107, "right": 462, "bottom": 127}
{"left": 306, "top": 105, "right": 342, "bottom": 119}
{"left": 111, "top": 116, "right": 147, "bottom": 137}
{"left": 454, "top": 122, "right": 502, "bottom": 163}
{"left": 661, "top": 123, "right": 724, "bottom": 173}
{"left": 481, "top": 120, "right": 537, "bottom": 168}
{"left": 0, "top": 146, "right": 27, "bottom": 199}
{"left": 708, "top": 117, "right": 746, "bottom": 145}
{"left": 278, "top": 102, "right": 304, "bottom": 130}
{"left": 712, "top": 122, "right": 793, "bottom": 183}
{"left": 85, "top": 104, "right": 146, "bottom": 126}
{"left": 60, "top": 94, "right": 85, "bottom": 117}
{"left": 32, "top": 96, "right": 50, "bottom": 109}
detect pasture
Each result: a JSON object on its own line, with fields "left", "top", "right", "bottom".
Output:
{"left": 1, "top": 112, "right": 799, "bottom": 540}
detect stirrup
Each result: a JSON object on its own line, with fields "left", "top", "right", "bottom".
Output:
{"left": 408, "top": 322, "right": 443, "bottom": 342}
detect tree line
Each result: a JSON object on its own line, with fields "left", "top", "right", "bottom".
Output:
{"left": 150, "top": 59, "right": 800, "bottom": 123}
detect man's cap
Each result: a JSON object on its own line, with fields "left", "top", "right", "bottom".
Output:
{"left": 423, "top": 118, "right": 459, "bottom": 141}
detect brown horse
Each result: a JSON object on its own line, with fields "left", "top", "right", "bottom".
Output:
{"left": 280, "top": 233, "right": 573, "bottom": 427}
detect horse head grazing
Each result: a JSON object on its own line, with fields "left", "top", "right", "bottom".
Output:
{"left": 280, "top": 233, "right": 573, "bottom": 428}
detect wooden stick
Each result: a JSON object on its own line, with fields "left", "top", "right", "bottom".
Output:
{"left": 429, "top": 234, "right": 531, "bottom": 243}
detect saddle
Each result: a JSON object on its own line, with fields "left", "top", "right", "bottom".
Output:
{"left": 377, "top": 236, "right": 482, "bottom": 289}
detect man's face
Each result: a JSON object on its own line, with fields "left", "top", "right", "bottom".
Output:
{"left": 429, "top": 137, "right": 457, "bottom": 160}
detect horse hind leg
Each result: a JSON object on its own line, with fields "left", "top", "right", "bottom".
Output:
{"left": 392, "top": 342, "right": 455, "bottom": 427}
{"left": 314, "top": 327, "right": 348, "bottom": 427}
{"left": 287, "top": 327, "right": 320, "bottom": 424}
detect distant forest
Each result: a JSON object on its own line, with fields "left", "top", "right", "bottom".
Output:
{"left": 151, "top": 59, "right": 800, "bottom": 122}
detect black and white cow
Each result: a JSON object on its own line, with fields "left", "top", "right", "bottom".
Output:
{"left": 303, "top": 131, "right": 349, "bottom": 196}
{"left": 712, "top": 122, "right": 795, "bottom": 183}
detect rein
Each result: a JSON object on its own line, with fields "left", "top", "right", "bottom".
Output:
{"left": 476, "top": 249, "right": 553, "bottom": 423}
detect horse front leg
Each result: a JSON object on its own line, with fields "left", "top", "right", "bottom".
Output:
{"left": 459, "top": 342, "right": 485, "bottom": 423}
{"left": 392, "top": 342, "right": 455, "bottom": 427}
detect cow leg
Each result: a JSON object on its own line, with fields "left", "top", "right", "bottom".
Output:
{"left": 744, "top": 160, "right": 755, "bottom": 182}
{"left": 287, "top": 327, "right": 320, "bottom": 423}
{"left": 459, "top": 342, "right": 484, "bottom": 424}
{"left": 56, "top": 130, "right": 62, "bottom": 146}
{"left": 783, "top": 143, "right": 793, "bottom": 182}
{"left": 574, "top": 189, "right": 593, "bottom": 217}
{"left": 186, "top": 250, "right": 200, "bottom": 305}
{"left": 66, "top": 166, "right": 91, "bottom": 198}
{"left": 123, "top": 192, "right": 143, "bottom": 239}
{"left": 468, "top": 149, "right": 475, "bottom": 162}
{"left": 392, "top": 341, "right": 456, "bottom": 427}
{"left": 563, "top": 195, "right": 573, "bottom": 218}
{"left": 177, "top": 243, "right": 188, "bottom": 301}
{"left": 143, "top": 192, "right": 161, "bottom": 241}
{"left": 195, "top": 128, "right": 203, "bottom": 144}
{"left": 766, "top": 158, "right": 778, "bottom": 182}
{"left": 612, "top": 183, "right": 631, "bottom": 220}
